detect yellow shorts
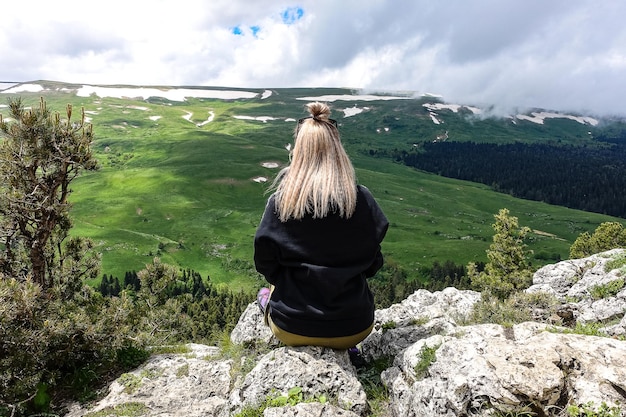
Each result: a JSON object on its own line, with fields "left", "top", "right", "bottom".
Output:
{"left": 268, "top": 316, "right": 374, "bottom": 350}
{"left": 264, "top": 286, "right": 373, "bottom": 349}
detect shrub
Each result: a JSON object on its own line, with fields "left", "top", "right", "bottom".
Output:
{"left": 0, "top": 277, "right": 144, "bottom": 416}
{"left": 570, "top": 222, "right": 626, "bottom": 259}
{"left": 466, "top": 291, "right": 560, "bottom": 327}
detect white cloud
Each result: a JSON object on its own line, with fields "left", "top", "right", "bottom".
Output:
{"left": 1, "top": 0, "right": 625, "bottom": 116}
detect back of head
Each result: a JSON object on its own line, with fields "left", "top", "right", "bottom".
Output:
{"left": 274, "top": 102, "right": 357, "bottom": 221}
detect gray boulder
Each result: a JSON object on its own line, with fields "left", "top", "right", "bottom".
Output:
{"left": 229, "top": 346, "right": 368, "bottom": 416}
{"left": 528, "top": 248, "right": 626, "bottom": 335}
{"left": 383, "top": 322, "right": 626, "bottom": 417}
{"left": 65, "top": 344, "right": 232, "bottom": 417}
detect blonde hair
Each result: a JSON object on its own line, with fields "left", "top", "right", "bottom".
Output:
{"left": 273, "top": 102, "right": 357, "bottom": 222}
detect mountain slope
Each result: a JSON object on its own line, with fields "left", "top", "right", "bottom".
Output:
{"left": 1, "top": 81, "right": 623, "bottom": 289}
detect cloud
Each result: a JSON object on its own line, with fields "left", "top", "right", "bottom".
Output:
{"left": 1, "top": 0, "right": 624, "bottom": 116}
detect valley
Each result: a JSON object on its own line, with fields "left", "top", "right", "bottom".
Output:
{"left": 1, "top": 81, "right": 624, "bottom": 291}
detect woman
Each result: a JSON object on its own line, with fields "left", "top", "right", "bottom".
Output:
{"left": 253, "top": 102, "right": 388, "bottom": 349}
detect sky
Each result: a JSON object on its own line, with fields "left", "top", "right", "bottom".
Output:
{"left": 1, "top": 0, "right": 625, "bottom": 116}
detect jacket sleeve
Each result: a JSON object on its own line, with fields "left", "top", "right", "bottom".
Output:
{"left": 253, "top": 197, "right": 282, "bottom": 284}
{"left": 360, "top": 185, "right": 389, "bottom": 278}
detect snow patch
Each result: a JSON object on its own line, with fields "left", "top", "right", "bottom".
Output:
{"left": 342, "top": 105, "right": 368, "bottom": 118}
{"left": 429, "top": 113, "right": 441, "bottom": 125}
{"left": 423, "top": 103, "right": 482, "bottom": 114}
{"left": 233, "top": 115, "right": 277, "bottom": 123}
{"left": 149, "top": 116, "right": 162, "bottom": 121}
{"left": 252, "top": 176, "right": 268, "bottom": 183}
{"left": 261, "top": 162, "right": 279, "bottom": 168}
{"left": 75, "top": 85, "right": 258, "bottom": 101}
{"left": 516, "top": 112, "right": 598, "bottom": 126}
{"left": 261, "top": 90, "right": 273, "bottom": 99}
{"left": 1, "top": 83, "right": 44, "bottom": 94}
{"left": 297, "top": 94, "right": 411, "bottom": 102}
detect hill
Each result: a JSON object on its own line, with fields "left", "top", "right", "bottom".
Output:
{"left": 1, "top": 81, "right": 624, "bottom": 290}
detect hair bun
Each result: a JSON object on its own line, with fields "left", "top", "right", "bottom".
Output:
{"left": 306, "top": 102, "right": 331, "bottom": 121}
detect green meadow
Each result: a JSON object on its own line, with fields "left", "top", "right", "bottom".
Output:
{"left": 1, "top": 83, "right": 621, "bottom": 291}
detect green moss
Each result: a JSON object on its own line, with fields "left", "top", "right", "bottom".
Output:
{"left": 85, "top": 402, "right": 147, "bottom": 417}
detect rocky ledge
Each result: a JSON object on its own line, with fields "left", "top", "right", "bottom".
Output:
{"left": 67, "top": 249, "right": 626, "bottom": 417}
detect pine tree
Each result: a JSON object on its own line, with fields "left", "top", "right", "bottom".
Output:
{"left": 0, "top": 97, "right": 98, "bottom": 290}
{"left": 100, "top": 274, "right": 110, "bottom": 296}
{"left": 467, "top": 208, "right": 534, "bottom": 300}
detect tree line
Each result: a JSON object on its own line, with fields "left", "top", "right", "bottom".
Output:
{"left": 391, "top": 141, "right": 626, "bottom": 219}
{"left": 99, "top": 268, "right": 251, "bottom": 336}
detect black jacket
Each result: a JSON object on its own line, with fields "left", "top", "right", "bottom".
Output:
{"left": 254, "top": 185, "right": 389, "bottom": 337}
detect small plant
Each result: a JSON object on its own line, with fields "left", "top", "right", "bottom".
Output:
{"left": 215, "top": 329, "right": 272, "bottom": 378}
{"left": 566, "top": 401, "right": 622, "bottom": 417}
{"left": 267, "top": 386, "right": 327, "bottom": 407}
{"left": 117, "top": 368, "right": 163, "bottom": 394}
{"left": 549, "top": 322, "right": 608, "bottom": 338}
{"left": 232, "top": 386, "right": 328, "bottom": 417}
{"left": 149, "top": 344, "right": 192, "bottom": 355}
{"left": 589, "top": 279, "right": 625, "bottom": 300}
{"left": 492, "top": 405, "right": 536, "bottom": 416}
{"left": 414, "top": 344, "right": 440, "bottom": 380}
{"left": 604, "top": 252, "right": 626, "bottom": 274}
{"left": 175, "top": 364, "right": 189, "bottom": 378}
{"left": 381, "top": 321, "right": 397, "bottom": 331}
{"left": 357, "top": 356, "right": 392, "bottom": 417}
{"left": 410, "top": 316, "right": 429, "bottom": 326}
{"left": 85, "top": 402, "right": 147, "bottom": 417}
{"left": 465, "top": 291, "right": 559, "bottom": 327}
{"left": 118, "top": 373, "right": 144, "bottom": 394}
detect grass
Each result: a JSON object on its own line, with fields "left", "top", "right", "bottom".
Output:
{"left": 2, "top": 84, "right": 623, "bottom": 292}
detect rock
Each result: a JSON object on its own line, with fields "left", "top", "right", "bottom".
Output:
{"left": 382, "top": 322, "right": 626, "bottom": 417}
{"left": 65, "top": 344, "right": 232, "bottom": 417}
{"left": 231, "top": 302, "right": 276, "bottom": 346}
{"left": 263, "top": 402, "right": 361, "bottom": 417}
{"left": 229, "top": 346, "right": 368, "bottom": 416}
{"left": 528, "top": 249, "right": 626, "bottom": 335}
{"left": 529, "top": 249, "right": 625, "bottom": 300}
{"left": 361, "top": 287, "right": 481, "bottom": 361}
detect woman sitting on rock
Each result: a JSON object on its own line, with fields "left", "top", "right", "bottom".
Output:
{"left": 253, "top": 101, "right": 389, "bottom": 349}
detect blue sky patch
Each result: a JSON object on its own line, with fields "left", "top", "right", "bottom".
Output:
{"left": 232, "top": 25, "right": 261, "bottom": 37}
{"left": 281, "top": 6, "right": 304, "bottom": 25}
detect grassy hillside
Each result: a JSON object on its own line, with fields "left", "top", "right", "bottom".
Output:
{"left": 1, "top": 82, "right": 622, "bottom": 291}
